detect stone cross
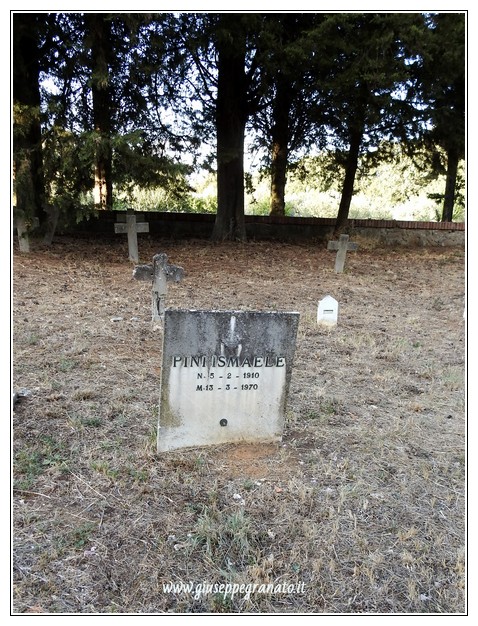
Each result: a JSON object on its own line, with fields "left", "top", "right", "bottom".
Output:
{"left": 114, "top": 209, "right": 149, "bottom": 263}
{"left": 133, "top": 253, "right": 185, "bottom": 321}
{"left": 327, "top": 234, "right": 358, "bottom": 273}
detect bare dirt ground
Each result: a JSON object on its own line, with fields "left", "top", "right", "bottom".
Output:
{"left": 12, "top": 235, "right": 466, "bottom": 614}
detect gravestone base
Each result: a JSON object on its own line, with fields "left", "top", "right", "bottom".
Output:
{"left": 158, "top": 309, "right": 299, "bottom": 452}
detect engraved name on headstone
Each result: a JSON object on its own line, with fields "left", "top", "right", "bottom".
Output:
{"left": 158, "top": 309, "right": 300, "bottom": 452}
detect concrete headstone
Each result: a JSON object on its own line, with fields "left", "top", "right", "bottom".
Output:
{"left": 317, "top": 295, "right": 339, "bottom": 326}
{"left": 157, "top": 309, "right": 300, "bottom": 452}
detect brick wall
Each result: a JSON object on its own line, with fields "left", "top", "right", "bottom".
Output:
{"left": 68, "top": 210, "right": 465, "bottom": 246}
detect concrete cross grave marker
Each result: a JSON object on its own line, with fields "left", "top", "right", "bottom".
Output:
{"left": 133, "top": 253, "right": 185, "bottom": 322}
{"left": 114, "top": 209, "right": 149, "bottom": 263}
{"left": 158, "top": 309, "right": 300, "bottom": 452}
{"left": 327, "top": 234, "right": 358, "bottom": 273}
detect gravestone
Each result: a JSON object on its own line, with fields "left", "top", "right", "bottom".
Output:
{"left": 133, "top": 253, "right": 184, "bottom": 321}
{"left": 327, "top": 234, "right": 358, "bottom": 273}
{"left": 317, "top": 295, "right": 338, "bottom": 326}
{"left": 114, "top": 209, "right": 149, "bottom": 263}
{"left": 157, "top": 309, "right": 300, "bottom": 452}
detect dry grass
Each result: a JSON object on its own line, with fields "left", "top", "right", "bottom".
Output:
{"left": 12, "top": 236, "right": 466, "bottom": 614}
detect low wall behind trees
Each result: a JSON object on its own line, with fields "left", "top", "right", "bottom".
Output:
{"left": 66, "top": 210, "right": 465, "bottom": 247}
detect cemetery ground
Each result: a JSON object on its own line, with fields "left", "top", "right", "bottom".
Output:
{"left": 12, "top": 235, "right": 466, "bottom": 614}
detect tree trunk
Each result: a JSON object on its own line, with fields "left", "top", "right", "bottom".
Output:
{"left": 442, "top": 146, "right": 459, "bottom": 222}
{"left": 211, "top": 23, "right": 247, "bottom": 242}
{"left": 334, "top": 127, "right": 363, "bottom": 236}
{"left": 270, "top": 78, "right": 292, "bottom": 216}
{"left": 12, "top": 14, "right": 47, "bottom": 229}
{"left": 85, "top": 14, "right": 113, "bottom": 210}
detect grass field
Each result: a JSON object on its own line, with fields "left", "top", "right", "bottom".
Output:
{"left": 12, "top": 236, "right": 466, "bottom": 614}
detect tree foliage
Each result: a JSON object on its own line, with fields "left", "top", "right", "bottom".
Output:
{"left": 409, "top": 13, "right": 465, "bottom": 221}
{"left": 12, "top": 11, "right": 466, "bottom": 243}
{"left": 13, "top": 13, "right": 48, "bottom": 227}
{"left": 310, "top": 13, "right": 430, "bottom": 233}
{"left": 37, "top": 13, "right": 193, "bottom": 228}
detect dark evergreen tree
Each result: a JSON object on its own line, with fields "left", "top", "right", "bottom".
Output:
{"left": 212, "top": 14, "right": 251, "bottom": 241}
{"left": 168, "top": 13, "right": 268, "bottom": 241}
{"left": 84, "top": 13, "right": 113, "bottom": 209}
{"left": 37, "top": 13, "right": 192, "bottom": 226}
{"left": 249, "top": 13, "right": 428, "bottom": 227}
{"left": 14, "top": 10, "right": 465, "bottom": 239}
{"left": 12, "top": 13, "right": 48, "bottom": 229}
{"left": 311, "top": 13, "right": 428, "bottom": 234}
{"left": 415, "top": 13, "right": 465, "bottom": 221}
{"left": 258, "top": 13, "right": 329, "bottom": 216}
